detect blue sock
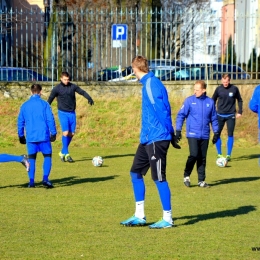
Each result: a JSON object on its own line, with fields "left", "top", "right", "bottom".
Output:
{"left": 28, "top": 159, "right": 36, "bottom": 185}
{"left": 216, "top": 137, "right": 222, "bottom": 154}
{"left": 130, "top": 172, "right": 145, "bottom": 202}
{"left": 227, "top": 136, "right": 234, "bottom": 156}
{"left": 61, "top": 136, "right": 70, "bottom": 154}
{"left": 0, "top": 154, "right": 23, "bottom": 163}
{"left": 155, "top": 180, "right": 171, "bottom": 211}
{"left": 43, "top": 157, "right": 52, "bottom": 181}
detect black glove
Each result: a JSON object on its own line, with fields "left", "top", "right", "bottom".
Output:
{"left": 50, "top": 134, "right": 56, "bottom": 142}
{"left": 88, "top": 98, "right": 94, "bottom": 106}
{"left": 19, "top": 136, "right": 26, "bottom": 144}
{"left": 171, "top": 133, "right": 181, "bottom": 149}
{"left": 212, "top": 132, "right": 219, "bottom": 144}
{"left": 175, "top": 130, "right": 182, "bottom": 142}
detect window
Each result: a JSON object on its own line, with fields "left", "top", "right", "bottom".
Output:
{"left": 208, "top": 26, "right": 216, "bottom": 36}
{"left": 208, "top": 45, "right": 212, "bottom": 55}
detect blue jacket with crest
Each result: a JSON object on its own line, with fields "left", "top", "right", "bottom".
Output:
{"left": 17, "top": 94, "right": 57, "bottom": 142}
{"left": 140, "top": 72, "right": 174, "bottom": 145}
{"left": 176, "top": 94, "right": 218, "bottom": 139}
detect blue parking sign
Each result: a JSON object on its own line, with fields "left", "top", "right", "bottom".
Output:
{"left": 112, "top": 24, "right": 128, "bottom": 40}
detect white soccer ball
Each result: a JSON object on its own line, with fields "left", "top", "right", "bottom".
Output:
{"left": 92, "top": 156, "right": 104, "bottom": 167}
{"left": 216, "top": 157, "right": 228, "bottom": 168}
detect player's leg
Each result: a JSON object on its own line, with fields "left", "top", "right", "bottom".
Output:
{"left": 183, "top": 137, "right": 199, "bottom": 187}
{"left": 215, "top": 115, "right": 226, "bottom": 157}
{"left": 64, "top": 112, "right": 76, "bottom": 163}
{"left": 147, "top": 141, "right": 173, "bottom": 228}
{"left": 0, "top": 154, "right": 29, "bottom": 171}
{"left": 196, "top": 139, "right": 210, "bottom": 187}
{"left": 39, "top": 141, "right": 54, "bottom": 188}
{"left": 120, "top": 144, "right": 149, "bottom": 226}
{"left": 58, "top": 110, "right": 70, "bottom": 162}
{"left": 226, "top": 115, "right": 236, "bottom": 161}
{"left": 27, "top": 142, "right": 38, "bottom": 188}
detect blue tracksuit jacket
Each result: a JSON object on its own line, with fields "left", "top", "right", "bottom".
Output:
{"left": 17, "top": 95, "right": 57, "bottom": 142}
{"left": 139, "top": 71, "right": 174, "bottom": 145}
{"left": 249, "top": 85, "right": 260, "bottom": 128}
{"left": 176, "top": 94, "right": 218, "bottom": 139}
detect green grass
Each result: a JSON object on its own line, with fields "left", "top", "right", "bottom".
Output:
{"left": 0, "top": 145, "right": 260, "bottom": 259}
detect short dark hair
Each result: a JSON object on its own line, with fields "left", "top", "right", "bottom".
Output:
{"left": 132, "top": 55, "right": 149, "bottom": 73}
{"left": 31, "top": 84, "right": 42, "bottom": 94}
{"left": 61, "top": 72, "right": 70, "bottom": 78}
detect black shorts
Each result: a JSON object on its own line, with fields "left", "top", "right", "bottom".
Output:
{"left": 130, "top": 140, "right": 170, "bottom": 181}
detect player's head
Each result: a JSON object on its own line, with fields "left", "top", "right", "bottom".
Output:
{"left": 194, "top": 80, "right": 206, "bottom": 97}
{"left": 31, "top": 84, "right": 42, "bottom": 95}
{"left": 131, "top": 55, "right": 149, "bottom": 80}
{"left": 221, "top": 74, "right": 230, "bottom": 88}
{"left": 60, "top": 72, "right": 70, "bottom": 85}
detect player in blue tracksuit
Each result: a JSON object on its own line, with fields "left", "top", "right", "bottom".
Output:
{"left": 249, "top": 84, "right": 260, "bottom": 165}
{"left": 176, "top": 80, "right": 219, "bottom": 188}
{"left": 18, "top": 84, "right": 57, "bottom": 188}
{"left": 120, "top": 55, "right": 180, "bottom": 229}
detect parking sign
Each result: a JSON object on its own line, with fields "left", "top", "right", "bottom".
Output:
{"left": 112, "top": 24, "right": 128, "bottom": 48}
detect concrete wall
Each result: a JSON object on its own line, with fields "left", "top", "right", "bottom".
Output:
{"left": 0, "top": 80, "right": 258, "bottom": 102}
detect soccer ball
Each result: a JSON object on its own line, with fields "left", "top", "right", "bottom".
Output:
{"left": 92, "top": 156, "right": 103, "bottom": 167}
{"left": 216, "top": 157, "right": 228, "bottom": 168}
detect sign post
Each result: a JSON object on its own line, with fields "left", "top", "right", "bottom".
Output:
{"left": 112, "top": 24, "right": 128, "bottom": 80}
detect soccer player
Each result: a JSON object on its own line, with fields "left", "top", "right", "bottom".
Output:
{"left": 47, "top": 72, "right": 94, "bottom": 163}
{"left": 18, "top": 84, "right": 57, "bottom": 188}
{"left": 0, "top": 154, "right": 29, "bottom": 171}
{"left": 212, "top": 74, "right": 243, "bottom": 161}
{"left": 249, "top": 84, "right": 260, "bottom": 165}
{"left": 175, "top": 80, "right": 219, "bottom": 188}
{"left": 120, "top": 55, "right": 180, "bottom": 229}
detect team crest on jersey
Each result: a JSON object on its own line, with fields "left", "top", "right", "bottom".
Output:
{"left": 229, "top": 92, "right": 233, "bottom": 97}
{"left": 206, "top": 103, "right": 210, "bottom": 107}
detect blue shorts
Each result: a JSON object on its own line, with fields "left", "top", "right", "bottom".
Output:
{"left": 27, "top": 141, "right": 52, "bottom": 155}
{"left": 58, "top": 110, "right": 76, "bottom": 133}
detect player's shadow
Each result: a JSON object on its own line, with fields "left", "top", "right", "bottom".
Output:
{"left": 0, "top": 175, "right": 118, "bottom": 189}
{"left": 232, "top": 154, "right": 260, "bottom": 161}
{"left": 51, "top": 175, "right": 119, "bottom": 187}
{"left": 102, "top": 154, "right": 135, "bottom": 159}
{"left": 72, "top": 154, "right": 135, "bottom": 162}
{"left": 210, "top": 176, "right": 260, "bottom": 187}
{"left": 177, "top": 205, "right": 256, "bottom": 226}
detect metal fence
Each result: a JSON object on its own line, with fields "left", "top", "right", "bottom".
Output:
{"left": 0, "top": 7, "right": 260, "bottom": 82}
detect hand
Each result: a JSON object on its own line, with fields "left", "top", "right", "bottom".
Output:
{"left": 236, "top": 113, "right": 242, "bottom": 119}
{"left": 19, "top": 136, "right": 26, "bottom": 144}
{"left": 171, "top": 133, "right": 181, "bottom": 149}
{"left": 212, "top": 132, "right": 219, "bottom": 144}
{"left": 88, "top": 98, "right": 94, "bottom": 106}
{"left": 175, "top": 131, "right": 182, "bottom": 142}
{"left": 50, "top": 134, "right": 56, "bottom": 142}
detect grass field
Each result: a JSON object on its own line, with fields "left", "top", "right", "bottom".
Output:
{"left": 0, "top": 145, "right": 260, "bottom": 260}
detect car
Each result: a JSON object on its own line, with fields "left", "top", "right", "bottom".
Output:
{"left": 0, "top": 67, "right": 52, "bottom": 81}
{"left": 148, "top": 59, "right": 186, "bottom": 68}
{"left": 160, "top": 64, "right": 250, "bottom": 81}
{"left": 97, "top": 66, "right": 133, "bottom": 81}
{"left": 148, "top": 59, "right": 186, "bottom": 80}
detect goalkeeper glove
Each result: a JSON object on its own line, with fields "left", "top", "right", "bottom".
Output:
{"left": 175, "top": 131, "right": 182, "bottom": 142}
{"left": 19, "top": 136, "right": 26, "bottom": 144}
{"left": 171, "top": 133, "right": 181, "bottom": 149}
{"left": 212, "top": 132, "right": 219, "bottom": 144}
{"left": 50, "top": 134, "right": 56, "bottom": 142}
